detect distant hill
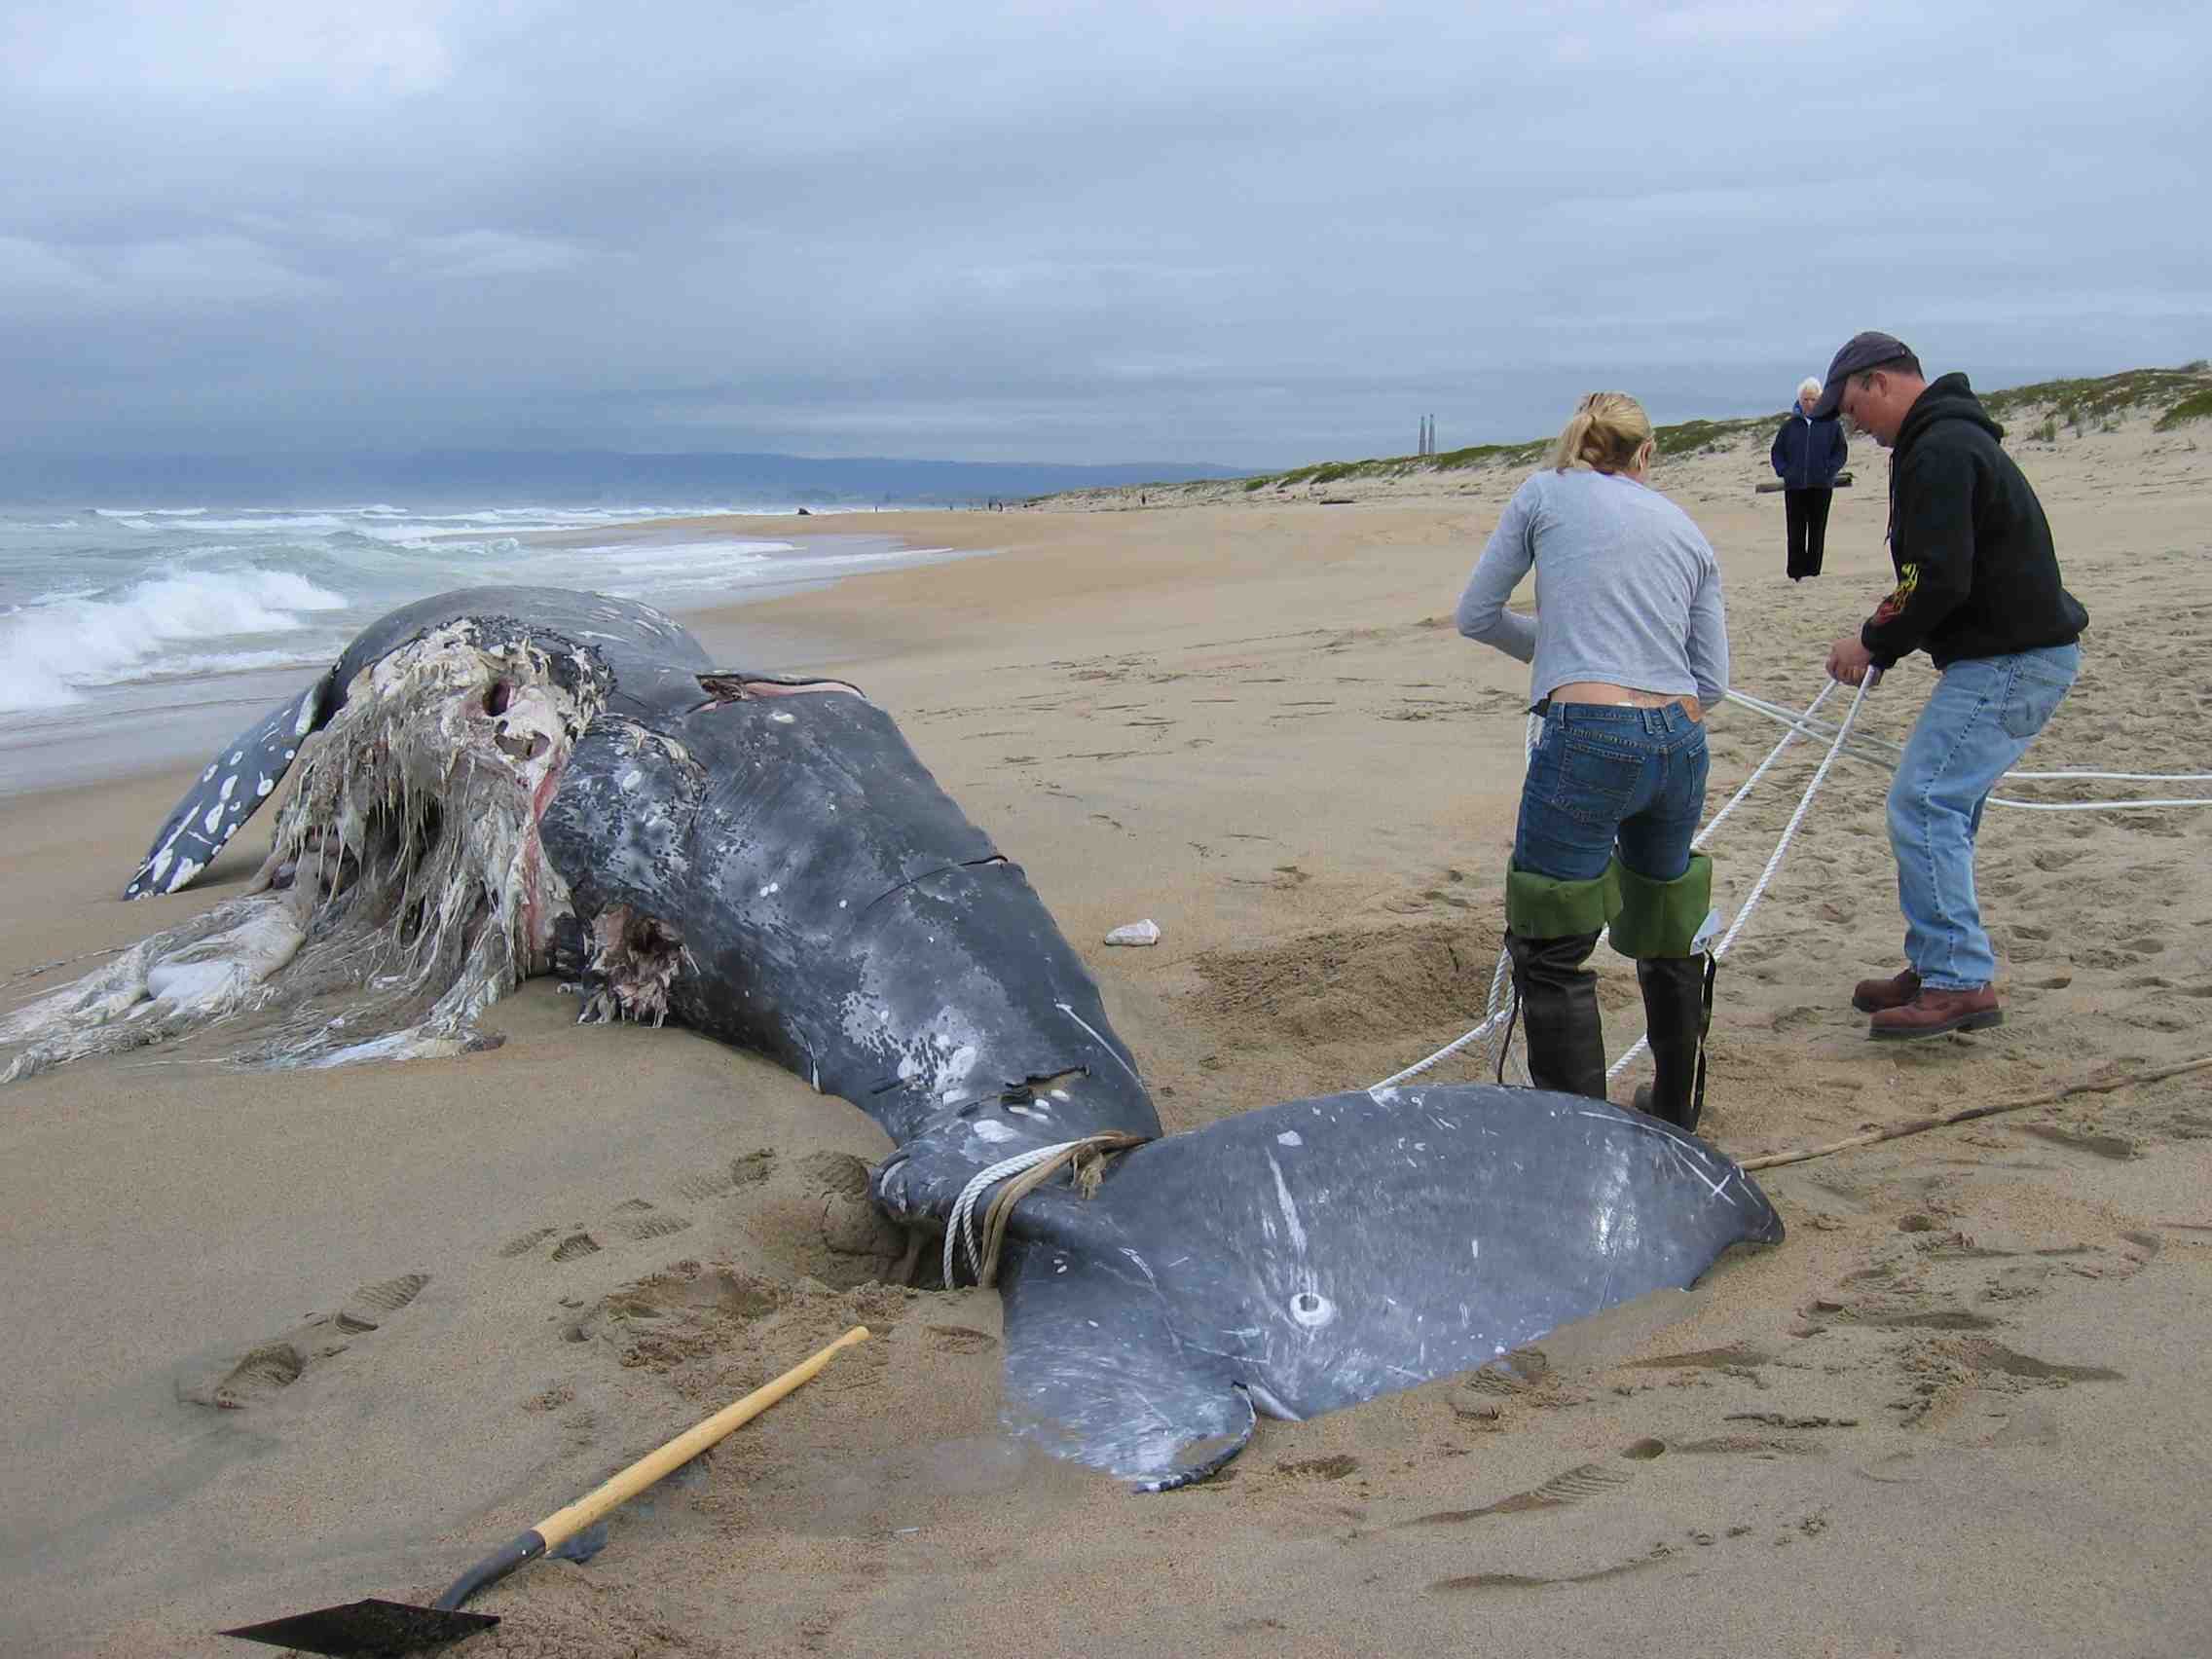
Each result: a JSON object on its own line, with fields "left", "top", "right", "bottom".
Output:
{"left": 0, "top": 449, "right": 1250, "bottom": 509}
{"left": 1046, "top": 361, "right": 2212, "bottom": 510}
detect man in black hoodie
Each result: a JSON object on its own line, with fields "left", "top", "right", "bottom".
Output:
{"left": 1811, "top": 332, "right": 2088, "bottom": 1040}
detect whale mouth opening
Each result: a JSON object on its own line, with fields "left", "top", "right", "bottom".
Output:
{"left": 2, "top": 623, "right": 609, "bottom": 1081}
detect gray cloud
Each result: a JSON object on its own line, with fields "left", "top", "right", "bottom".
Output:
{"left": 3, "top": 0, "right": 2206, "bottom": 466}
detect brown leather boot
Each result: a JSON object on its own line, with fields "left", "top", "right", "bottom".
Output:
{"left": 1868, "top": 984, "right": 2002, "bottom": 1040}
{"left": 1851, "top": 967, "right": 1920, "bottom": 1014}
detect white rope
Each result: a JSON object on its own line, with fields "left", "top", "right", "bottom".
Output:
{"left": 1369, "top": 714, "right": 1543, "bottom": 1091}
{"left": 1369, "top": 1002, "right": 1514, "bottom": 1092}
{"left": 1723, "top": 688, "right": 2212, "bottom": 808}
{"left": 1371, "top": 682, "right": 1834, "bottom": 1093}
{"left": 1735, "top": 689, "right": 2212, "bottom": 785}
{"left": 942, "top": 1139, "right": 1088, "bottom": 1288}
{"left": 1605, "top": 677, "right": 1873, "bottom": 1080}
{"left": 1725, "top": 688, "right": 1903, "bottom": 757}
{"left": 2007, "top": 768, "right": 2212, "bottom": 782}
{"left": 1984, "top": 794, "right": 2212, "bottom": 811}
{"left": 1375, "top": 666, "right": 2204, "bottom": 1103}
{"left": 1690, "top": 682, "right": 1835, "bottom": 851}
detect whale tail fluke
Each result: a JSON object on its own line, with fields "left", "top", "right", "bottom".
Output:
{"left": 1000, "top": 1238, "right": 1258, "bottom": 1492}
{"left": 995, "top": 1084, "right": 1782, "bottom": 1489}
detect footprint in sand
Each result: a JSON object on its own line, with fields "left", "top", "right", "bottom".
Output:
{"left": 794, "top": 1152, "right": 909, "bottom": 1261}
{"left": 500, "top": 1167, "right": 741, "bottom": 1266}
{"left": 1942, "top": 1336, "right": 2125, "bottom": 1384}
{"left": 498, "top": 1226, "right": 561, "bottom": 1258}
{"left": 179, "top": 1272, "right": 430, "bottom": 1409}
{"left": 1395, "top": 1438, "right": 1666, "bottom": 1529}
{"left": 2018, "top": 1123, "right": 2139, "bottom": 1161}
{"left": 1983, "top": 1260, "right": 2054, "bottom": 1302}
{"left": 525, "top": 1204, "right": 696, "bottom": 1265}
{"left": 611, "top": 1198, "right": 697, "bottom": 1242}
{"left": 1426, "top": 1544, "right": 1677, "bottom": 1595}
{"left": 671, "top": 1148, "right": 778, "bottom": 1201}
{"left": 1621, "top": 1342, "right": 1776, "bottom": 1373}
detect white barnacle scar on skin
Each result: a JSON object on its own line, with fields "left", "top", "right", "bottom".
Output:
{"left": 1288, "top": 1290, "right": 1335, "bottom": 1328}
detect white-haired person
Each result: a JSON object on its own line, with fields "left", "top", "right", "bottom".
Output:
{"left": 1456, "top": 392, "right": 1730, "bottom": 1131}
{"left": 1770, "top": 375, "right": 1848, "bottom": 579}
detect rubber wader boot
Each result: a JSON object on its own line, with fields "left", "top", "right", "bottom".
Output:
{"left": 1608, "top": 853, "right": 1717, "bottom": 1133}
{"left": 1632, "top": 954, "right": 1715, "bottom": 1133}
{"left": 1504, "top": 930, "right": 1608, "bottom": 1101}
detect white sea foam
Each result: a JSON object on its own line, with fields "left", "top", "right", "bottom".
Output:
{"left": 0, "top": 499, "right": 966, "bottom": 731}
{"left": 115, "top": 513, "right": 361, "bottom": 535}
{"left": 0, "top": 569, "right": 347, "bottom": 713}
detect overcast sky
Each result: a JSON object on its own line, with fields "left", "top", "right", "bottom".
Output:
{"left": 4, "top": 1, "right": 2206, "bottom": 467}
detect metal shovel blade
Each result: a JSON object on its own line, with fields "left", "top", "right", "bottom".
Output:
{"left": 220, "top": 1597, "right": 498, "bottom": 1657}
{"left": 217, "top": 1329, "right": 867, "bottom": 1657}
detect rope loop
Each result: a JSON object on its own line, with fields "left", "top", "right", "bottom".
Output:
{"left": 942, "top": 1131, "right": 1151, "bottom": 1289}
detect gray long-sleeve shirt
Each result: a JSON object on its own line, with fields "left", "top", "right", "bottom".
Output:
{"left": 1455, "top": 467, "right": 1729, "bottom": 712}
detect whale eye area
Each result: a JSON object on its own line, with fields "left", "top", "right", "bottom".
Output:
{"left": 480, "top": 679, "right": 555, "bottom": 761}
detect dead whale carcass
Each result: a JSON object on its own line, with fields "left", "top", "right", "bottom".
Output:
{"left": 4, "top": 586, "right": 1783, "bottom": 1488}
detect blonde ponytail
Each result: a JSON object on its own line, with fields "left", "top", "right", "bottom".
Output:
{"left": 1547, "top": 391, "right": 1654, "bottom": 475}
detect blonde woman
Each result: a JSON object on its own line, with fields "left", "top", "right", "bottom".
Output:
{"left": 1455, "top": 392, "right": 1729, "bottom": 1130}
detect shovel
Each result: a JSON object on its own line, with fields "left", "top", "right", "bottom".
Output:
{"left": 223, "top": 1324, "right": 869, "bottom": 1657}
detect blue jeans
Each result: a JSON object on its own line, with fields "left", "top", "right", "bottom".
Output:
{"left": 1515, "top": 702, "right": 1710, "bottom": 891}
{"left": 1888, "top": 644, "right": 2080, "bottom": 990}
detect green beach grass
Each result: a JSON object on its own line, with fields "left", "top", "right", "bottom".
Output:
{"left": 1059, "top": 361, "right": 2212, "bottom": 508}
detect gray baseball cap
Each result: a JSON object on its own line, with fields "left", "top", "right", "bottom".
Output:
{"left": 1809, "top": 330, "right": 1915, "bottom": 420}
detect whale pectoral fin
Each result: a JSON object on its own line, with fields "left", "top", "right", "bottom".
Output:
{"left": 998, "top": 1237, "right": 1255, "bottom": 1491}
{"left": 126, "top": 674, "right": 332, "bottom": 901}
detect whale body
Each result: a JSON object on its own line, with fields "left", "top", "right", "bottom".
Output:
{"left": 11, "top": 587, "right": 1784, "bottom": 1487}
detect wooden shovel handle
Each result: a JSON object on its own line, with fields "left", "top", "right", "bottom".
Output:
{"left": 432, "top": 1324, "right": 869, "bottom": 1612}
{"left": 535, "top": 1324, "right": 868, "bottom": 1548}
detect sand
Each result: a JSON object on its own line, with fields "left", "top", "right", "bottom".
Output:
{"left": 4, "top": 409, "right": 2210, "bottom": 1658}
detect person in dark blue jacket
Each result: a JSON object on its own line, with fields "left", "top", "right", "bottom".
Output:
{"left": 1771, "top": 376, "right": 1849, "bottom": 578}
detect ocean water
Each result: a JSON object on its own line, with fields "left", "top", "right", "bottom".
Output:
{"left": 0, "top": 500, "right": 965, "bottom": 794}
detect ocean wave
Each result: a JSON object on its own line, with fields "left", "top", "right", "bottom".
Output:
{"left": 121, "top": 512, "right": 363, "bottom": 535}
{"left": 0, "top": 568, "right": 347, "bottom": 713}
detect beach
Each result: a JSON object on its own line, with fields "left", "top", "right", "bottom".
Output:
{"left": 5, "top": 412, "right": 2210, "bottom": 1658}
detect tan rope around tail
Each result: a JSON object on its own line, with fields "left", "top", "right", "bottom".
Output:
{"left": 1735, "top": 1054, "right": 2212, "bottom": 1173}
{"left": 976, "top": 1131, "right": 1150, "bottom": 1288}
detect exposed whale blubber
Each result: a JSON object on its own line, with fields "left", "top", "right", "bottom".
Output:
{"left": 8, "top": 586, "right": 1784, "bottom": 1492}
